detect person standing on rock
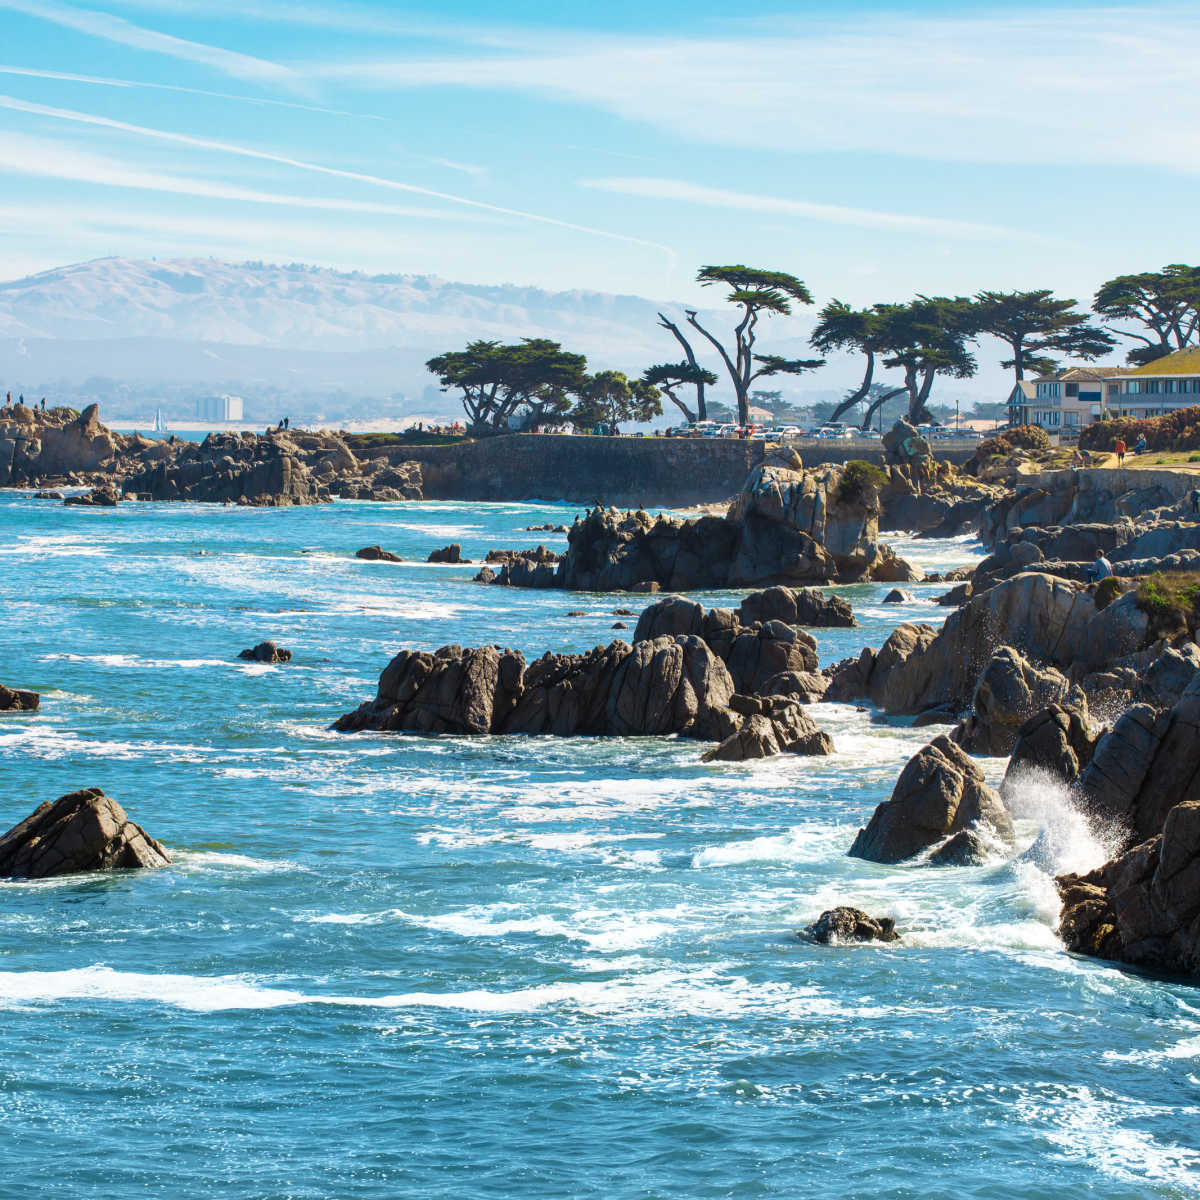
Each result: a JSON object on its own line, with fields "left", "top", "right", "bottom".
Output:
{"left": 1087, "top": 549, "right": 1113, "bottom": 582}
{"left": 1115, "top": 437, "right": 1126, "bottom": 465}
{"left": 1190, "top": 486, "right": 1200, "bottom": 516}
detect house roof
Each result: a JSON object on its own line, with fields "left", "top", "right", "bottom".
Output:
{"left": 1127, "top": 347, "right": 1200, "bottom": 376}
{"left": 1032, "top": 365, "right": 1130, "bottom": 383}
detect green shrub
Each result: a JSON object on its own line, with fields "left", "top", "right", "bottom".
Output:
{"left": 837, "top": 459, "right": 887, "bottom": 504}
{"left": 1006, "top": 424, "right": 1052, "bottom": 452}
{"left": 1094, "top": 575, "right": 1123, "bottom": 611}
{"left": 1079, "top": 405, "right": 1200, "bottom": 453}
{"left": 1135, "top": 571, "right": 1200, "bottom": 632}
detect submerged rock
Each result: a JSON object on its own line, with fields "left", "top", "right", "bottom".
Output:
{"left": 882, "top": 588, "right": 914, "bottom": 604}
{"left": 804, "top": 907, "right": 899, "bottom": 944}
{"left": 238, "top": 641, "right": 292, "bottom": 664}
{"left": 848, "top": 735, "right": 1012, "bottom": 864}
{"left": 927, "top": 828, "right": 990, "bottom": 866}
{"left": 0, "top": 684, "right": 39, "bottom": 713}
{"left": 0, "top": 788, "right": 171, "bottom": 878}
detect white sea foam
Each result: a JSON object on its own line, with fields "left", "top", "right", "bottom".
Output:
{"left": 173, "top": 851, "right": 295, "bottom": 874}
{"left": 691, "top": 826, "right": 847, "bottom": 869}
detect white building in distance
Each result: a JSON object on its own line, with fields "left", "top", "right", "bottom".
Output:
{"left": 196, "top": 394, "right": 244, "bottom": 422}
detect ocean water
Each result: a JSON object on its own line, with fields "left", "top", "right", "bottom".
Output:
{"left": 1, "top": 494, "right": 1198, "bottom": 1200}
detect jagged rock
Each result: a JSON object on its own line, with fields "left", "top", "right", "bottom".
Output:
{"left": 952, "top": 647, "right": 1075, "bottom": 756}
{"left": 882, "top": 588, "right": 914, "bottom": 604}
{"left": 1001, "top": 703, "right": 1097, "bottom": 795}
{"left": 356, "top": 545, "right": 402, "bottom": 562}
{"left": 758, "top": 670, "right": 829, "bottom": 703}
{"left": 927, "top": 828, "right": 990, "bottom": 866}
{"left": 1056, "top": 800, "right": 1200, "bottom": 976}
{"left": 427, "top": 543, "right": 469, "bottom": 564}
{"left": 1074, "top": 673, "right": 1200, "bottom": 846}
{"left": 0, "top": 684, "right": 39, "bottom": 712}
{"left": 724, "top": 620, "right": 819, "bottom": 694}
{"left": 937, "top": 582, "right": 973, "bottom": 607}
{"left": 611, "top": 621, "right": 628, "bottom": 629}
{"left": 702, "top": 695, "right": 833, "bottom": 761}
{"left": 32, "top": 490, "right": 63, "bottom": 499}
{"left": 737, "top": 585, "right": 855, "bottom": 628}
{"left": 63, "top": 485, "right": 120, "bottom": 507}
{"left": 1139, "top": 643, "right": 1200, "bottom": 709}
{"left": 848, "top": 735, "right": 1013, "bottom": 864}
{"left": 238, "top": 641, "right": 292, "bottom": 663}
{"left": 612, "top": 608, "right": 635, "bottom": 616}
{"left": 526, "top": 523, "right": 568, "bottom": 532}
{"left": 0, "top": 788, "right": 171, "bottom": 878}
{"left": 805, "top": 906, "right": 899, "bottom": 944}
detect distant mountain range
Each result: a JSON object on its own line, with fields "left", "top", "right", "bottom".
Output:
{"left": 0, "top": 256, "right": 996, "bottom": 421}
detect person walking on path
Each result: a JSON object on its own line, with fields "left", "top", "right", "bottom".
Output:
{"left": 1115, "top": 437, "right": 1126, "bottom": 465}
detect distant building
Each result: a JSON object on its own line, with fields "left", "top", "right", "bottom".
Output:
{"left": 1006, "top": 366, "right": 1131, "bottom": 431}
{"left": 1104, "top": 347, "right": 1200, "bottom": 419}
{"left": 196, "top": 394, "right": 244, "bottom": 422}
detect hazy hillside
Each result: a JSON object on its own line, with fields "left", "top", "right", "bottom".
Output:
{"left": 0, "top": 257, "right": 997, "bottom": 422}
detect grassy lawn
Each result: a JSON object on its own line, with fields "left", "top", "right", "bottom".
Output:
{"left": 1117, "top": 450, "right": 1200, "bottom": 469}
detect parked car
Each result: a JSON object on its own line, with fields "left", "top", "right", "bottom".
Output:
{"left": 858, "top": 429, "right": 882, "bottom": 440}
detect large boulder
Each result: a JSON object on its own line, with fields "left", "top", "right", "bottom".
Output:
{"left": 0, "top": 788, "right": 171, "bottom": 878}
{"left": 427, "top": 543, "right": 467, "bottom": 564}
{"left": 0, "top": 684, "right": 39, "bottom": 713}
{"left": 952, "top": 646, "right": 1075, "bottom": 756}
{"left": 848, "top": 735, "right": 1013, "bottom": 864}
{"left": 238, "top": 641, "right": 292, "bottom": 663}
{"left": 702, "top": 695, "right": 833, "bottom": 761}
{"left": 1001, "top": 703, "right": 1097, "bottom": 795}
{"left": 356, "top": 545, "right": 402, "bottom": 562}
{"left": 804, "top": 907, "right": 898, "bottom": 944}
{"left": 1056, "top": 801, "right": 1200, "bottom": 976}
{"left": 724, "top": 620, "right": 819, "bottom": 694}
{"left": 736, "top": 584, "right": 855, "bottom": 628}
{"left": 335, "top": 644, "right": 526, "bottom": 734}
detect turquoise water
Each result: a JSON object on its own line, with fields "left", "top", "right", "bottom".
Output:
{"left": 2, "top": 494, "right": 1199, "bottom": 1200}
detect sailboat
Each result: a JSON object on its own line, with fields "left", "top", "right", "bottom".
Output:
{"left": 153, "top": 408, "right": 166, "bottom": 434}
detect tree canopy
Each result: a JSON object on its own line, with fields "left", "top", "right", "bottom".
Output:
{"left": 642, "top": 361, "right": 718, "bottom": 425}
{"left": 1093, "top": 264, "right": 1200, "bottom": 365}
{"left": 686, "top": 265, "right": 823, "bottom": 424}
{"left": 572, "top": 370, "right": 662, "bottom": 433}
{"left": 974, "top": 288, "right": 1115, "bottom": 380}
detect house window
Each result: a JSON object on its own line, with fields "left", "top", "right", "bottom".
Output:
{"left": 1065, "top": 383, "right": 1079, "bottom": 396}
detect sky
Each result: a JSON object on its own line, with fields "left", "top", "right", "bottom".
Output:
{"left": 0, "top": 0, "right": 1197, "bottom": 312}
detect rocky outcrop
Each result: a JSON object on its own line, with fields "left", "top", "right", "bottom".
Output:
{"left": 427, "top": 543, "right": 469, "bottom": 564}
{"left": 804, "top": 907, "right": 899, "bottom": 944}
{"left": 828, "top": 572, "right": 1151, "bottom": 718}
{"left": 927, "top": 829, "right": 991, "bottom": 866}
{"left": 736, "top": 584, "right": 855, "bottom": 628}
{"left": 63, "top": 484, "right": 121, "bottom": 507}
{"left": 1057, "top": 801, "right": 1200, "bottom": 976}
{"left": 951, "top": 647, "right": 1076, "bottom": 756}
{"left": 335, "top": 635, "right": 833, "bottom": 757}
{"left": 878, "top": 454, "right": 1003, "bottom": 537}
{"left": 476, "top": 547, "right": 561, "bottom": 587}
{"left": 238, "top": 641, "right": 292, "bottom": 663}
{"left": 0, "top": 684, "right": 39, "bottom": 712}
{"left": 1074, "top": 673, "right": 1200, "bottom": 847}
{"left": 848, "top": 735, "right": 1013, "bottom": 864}
{"left": 702, "top": 695, "right": 833, "bottom": 761}
{"left": 1001, "top": 703, "right": 1097, "bottom": 795}
{"left": 0, "top": 788, "right": 171, "bottom": 878}
{"left": 356, "top": 545, "right": 403, "bottom": 562}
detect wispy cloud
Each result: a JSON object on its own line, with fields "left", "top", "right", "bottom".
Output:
{"left": 310, "top": 6, "right": 1200, "bottom": 174}
{"left": 0, "top": 130, "right": 498, "bottom": 223}
{"left": 582, "top": 177, "right": 1057, "bottom": 243}
{"left": 0, "top": 63, "right": 377, "bottom": 118}
{"left": 0, "top": 0, "right": 297, "bottom": 87}
{"left": 0, "top": 94, "right": 675, "bottom": 262}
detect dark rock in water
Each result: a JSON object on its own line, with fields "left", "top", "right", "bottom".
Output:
{"left": 737, "top": 584, "right": 855, "bottom": 629}
{"left": 1056, "top": 800, "right": 1200, "bottom": 977}
{"left": 0, "top": 684, "right": 39, "bottom": 712}
{"left": 526, "top": 523, "right": 568, "bottom": 532}
{"left": 882, "top": 588, "right": 914, "bottom": 604}
{"left": 356, "top": 545, "right": 402, "bottom": 562}
{"left": 849, "top": 735, "right": 1013, "bottom": 864}
{"left": 63, "top": 485, "right": 120, "bottom": 507}
{"left": 238, "top": 641, "right": 292, "bottom": 664}
{"left": 1002, "top": 703, "right": 1097, "bottom": 796}
{"left": 913, "top": 706, "right": 957, "bottom": 727}
{"left": 702, "top": 695, "right": 833, "bottom": 761}
{"left": 474, "top": 566, "right": 496, "bottom": 584}
{"left": 427, "top": 543, "right": 469, "bottom": 564}
{"left": 759, "top": 669, "right": 829, "bottom": 703}
{"left": 612, "top": 608, "right": 635, "bottom": 616}
{"left": 0, "top": 787, "right": 171, "bottom": 878}
{"left": 725, "top": 620, "right": 819, "bottom": 694}
{"left": 952, "top": 646, "right": 1075, "bottom": 756}
{"left": 566, "top": 610, "right": 586, "bottom": 617}
{"left": 805, "top": 906, "right": 899, "bottom": 944}
{"left": 927, "top": 828, "right": 990, "bottom": 866}
{"left": 32, "top": 490, "right": 63, "bottom": 500}
{"left": 611, "top": 621, "right": 628, "bottom": 629}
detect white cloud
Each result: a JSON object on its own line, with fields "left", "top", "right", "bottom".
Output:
{"left": 0, "top": 0, "right": 297, "bottom": 87}
{"left": 0, "top": 93, "right": 675, "bottom": 262}
{"left": 310, "top": 5, "right": 1200, "bottom": 173}
{"left": 0, "top": 130, "right": 497, "bottom": 222}
{"left": 582, "top": 177, "right": 1058, "bottom": 243}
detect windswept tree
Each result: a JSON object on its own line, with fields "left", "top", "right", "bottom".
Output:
{"left": 1093, "top": 264, "right": 1200, "bottom": 365}
{"left": 684, "top": 265, "right": 824, "bottom": 425}
{"left": 641, "top": 362, "right": 718, "bottom": 425}
{"left": 975, "top": 288, "right": 1115, "bottom": 380}
{"left": 571, "top": 370, "right": 662, "bottom": 434}
{"left": 426, "top": 338, "right": 588, "bottom": 435}
{"left": 656, "top": 312, "right": 711, "bottom": 420}
{"left": 875, "top": 296, "right": 981, "bottom": 424}
{"left": 810, "top": 300, "right": 891, "bottom": 424}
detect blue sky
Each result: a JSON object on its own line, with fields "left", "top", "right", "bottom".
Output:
{"left": 0, "top": 0, "right": 1197, "bottom": 309}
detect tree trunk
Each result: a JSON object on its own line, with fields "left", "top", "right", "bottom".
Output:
{"left": 860, "top": 386, "right": 906, "bottom": 430}
{"left": 827, "top": 352, "right": 875, "bottom": 423}
{"left": 658, "top": 313, "right": 708, "bottom": 420}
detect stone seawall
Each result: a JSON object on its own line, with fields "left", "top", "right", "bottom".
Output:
{"left": 360, "top": 435, "right": 977, "bottom": 507}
